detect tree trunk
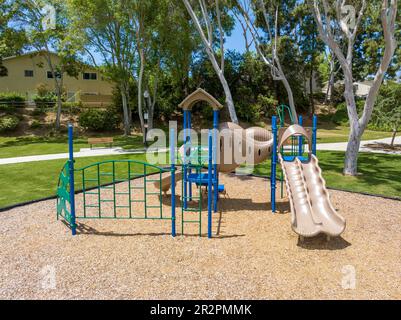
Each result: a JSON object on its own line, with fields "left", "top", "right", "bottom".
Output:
{"left": 120, "top": 86, "right": 131, "bottom": 136}
{"left": 344, "top": 121, "right": 362, "bottom": 175}
{"left": 309, "top": 67, "right": 315, "bottom": 115}
{"left": 220, "top": 72, "right": 238, "bottom": 124}
{"left": 55, "top": 84, "right": 62, "bottom": 130}
{"left": 325, "top": 58, "right": 335, "bottom": 104}
{"left": 138, "top": 49, "right": 146, "bottom": 144}
{"left": 182, "top": 0, "right": 238, "bottom": 124}
{"left": 204, "top": 47, "right": 238, "bottom": 123}
{"left": 391, "top": 129, "right": 397, "bottom": 148}
{"left": 280, "top": 74, "right": 297, "bottom": 122}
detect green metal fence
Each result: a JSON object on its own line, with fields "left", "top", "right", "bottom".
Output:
{"left": 57, "top": 160, "right": 172, "bottom": 228}
{"left": 56, "top": 161, "right": 74, "bottom": 226}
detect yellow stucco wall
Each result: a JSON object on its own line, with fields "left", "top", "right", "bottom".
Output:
{"left": 0, "top": 52, "right": 114, "bottom": 104}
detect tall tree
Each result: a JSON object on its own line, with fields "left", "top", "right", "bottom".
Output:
{"left": 67, "top": 0, "right": 137, "bottom": 135}
{"left": 293, "top": 2, "right": 326, "bottom": 115}
{"left": 1, "top": 1, "right": 26, "bottom": 76}
{"left": 182, "top": 0, "right": 239, "bottom": 123}
{"left": 235, "top": 0, "right": 299, "bottom": 121}
{"left": 13, "top": 0, "right": 80, "bottom": 130}
{"left": 311, "top": 0, "right": 398, "bottom": 175}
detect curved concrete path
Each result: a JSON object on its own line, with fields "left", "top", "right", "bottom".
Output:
{"left": 0, "top": 147, "right": 169, "bottom": 165}
{"left": 0, "top": 136, "right": 400, "bottom": 166}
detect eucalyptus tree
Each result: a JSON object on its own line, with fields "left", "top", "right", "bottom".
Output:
{"left": 234, "top": 0, "right": 300, "bottom": 121}
{"left": 310, "top": 0, "right": 398, "bottom": 175}
{"left": 182, "top": 0, "right": 239, "bottom": 123}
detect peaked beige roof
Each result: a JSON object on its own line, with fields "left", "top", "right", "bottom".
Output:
{"left": 179, "top": 88, "right": 223, "bottom": 111}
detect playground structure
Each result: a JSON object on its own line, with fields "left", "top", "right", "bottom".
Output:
{"left": 57, "top": 89, "right": 346, "bottom": 240}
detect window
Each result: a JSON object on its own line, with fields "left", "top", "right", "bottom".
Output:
{"left": 47, "top": 71, "right": 61, "bottom": 79}
{"left": 83, "top": 72, "right": 97, "bottom": 80}
{"left": 24, "top": 70, "right": 34, "bottom": 77}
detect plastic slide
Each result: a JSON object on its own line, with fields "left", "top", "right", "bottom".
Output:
{"left": 278, "top": 126, "right": 346, "bottom": 238}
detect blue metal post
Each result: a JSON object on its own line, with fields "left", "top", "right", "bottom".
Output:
{"left": 212, "top": 128, "right": 218, "bottom": 213}
{"left": 183, "top": 110, "right": 188, "bottom": 209}
{"left": 312, "top": 115, "right": 317, "bottom": 156}
{"left": 187, "top": 111, "right": 192, "bottom": 200}
{"left": 298, "top": 115, "right": 303, "bottom": 156}
{"left": 207, "top": 131, "right": 213, "bottom": 238}
{"left": 271, "top": 116, "right": 277, "bottom": 213}
{"left": 68, "top": 124, "right": 77, "bottom": 236}
{"left": 170, "top": 128, "right": 176, "bottom": 237}
{"left": 213, "top": 110, "right": 219, "bottom": 213}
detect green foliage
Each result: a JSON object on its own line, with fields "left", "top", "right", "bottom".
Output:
{"left": 0, "top": 115, "right": 20, "bottom": 132}
{"left": 371, "top": 82, "right": 401, "bottom": 131}
{"left": 30, "top": 120, "right": 42, "bottom": 129}
{"left": 331, "top": 100, "right": 365, "bottom": 125}
{"left": 62, "top": 101, "right": 83, "bottom": 115}
{"left": 0, "top": 104, "right": 16, "bottom": 113}
{"left": 33, "top": 93, "right": 57, "bottom": 109}
{"left": 331, "top": 84, "right": 346, "bottom": 104}
{"left": 237, "top": 94, "right": 278, "bottom": 123}
{"left": 0, "top": 92, "right": 26, "bottom": 107}
{"left": 79, "top": 108, "right": 121, "bottom": 131}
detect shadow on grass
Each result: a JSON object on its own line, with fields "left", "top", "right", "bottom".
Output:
{"left": 319, "top": 151, "right": 401, "bottom": 195}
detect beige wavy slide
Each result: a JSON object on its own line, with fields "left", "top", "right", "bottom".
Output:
{"left": 154, "top": 123, "right": 274, "bottom": 193}
{"left": 278, "top": 126, "right": 346, "bottom": 238}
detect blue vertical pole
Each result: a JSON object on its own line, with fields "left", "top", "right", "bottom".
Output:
{"left": 183, "top": 110, "right": 188, "bottom": 209}
{"left": 312, "top": 115, "right": 318, "bottom": 156}
{"left": 68, "top": 124, "right": 77, "bottom": 236}
{"left": 187, "top": 111, "right": 192, "bottom": 201}
{"left": 212, "top": 128, "right": 218, "bottom": 213}
{"left": 170, "top": 128, "right": 176, "bottom": 237}
{"left": 298, "top": 115, "right": 303, "bottom": 157}
{"left": 271, "top": 117, "right": 277, "bottom": 213}
{"left": 213, "top": 110, "right": 219, "bottom": 213}
{"left": 207, "top": 131, "right": 213, "bottom": 239}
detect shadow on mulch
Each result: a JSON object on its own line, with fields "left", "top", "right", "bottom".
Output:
{"left": 62, "top": 220, "right": 245, "bottom": 239}
{"left": 297, "top": 233, "right": 351, "bottom": 251}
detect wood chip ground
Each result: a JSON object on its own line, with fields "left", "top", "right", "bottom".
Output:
{"left": 1, "top": 173, "right": 400, "bottom": 299}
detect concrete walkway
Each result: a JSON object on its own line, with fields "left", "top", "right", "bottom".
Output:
{"left": 0, "top": 136, "right": 400, "bottom": 166}
{"left": 316, "top": 136, "right": 401, "bottom": 155}
{"left": 0, "top": 147, "right": 169, "bottom": 165}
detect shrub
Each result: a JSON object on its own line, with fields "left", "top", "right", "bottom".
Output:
{"left": 331, "top": 100, "right": 365, "bottom": 125}
{"left": 30, "top": 120, "right": 42, "bottom": 129}
{"left": 79, "top": 107, "right": 120, "bottom": 131}
{"left": 0, "top": 92, "right": 26, "bottom": 108}
{"left": 36, "top": 83, "right": 51, "bottom": 97}
{"left": 0, "top": 115, "right": 20, "bottom": 132}
{"left": 33, "top": 93, "right": 57, "bottom": 110}
{"left": 236, "top": 94, "right": 277, "bottom": 123}
{"left": 0, "top": 104, "right": 16, "bottom": 113}
{"left": 62, "top": 101, "right": 83, "bottom": 115}
{"left": 331, "top": 84, "right": 346, "bottom": 104}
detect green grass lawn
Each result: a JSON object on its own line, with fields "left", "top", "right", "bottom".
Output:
{"left": 0, "top": 122, "right": 394, "bottom": 160}
{"left": 317, "top": 124, "right": 392, "bottom": 144}
{"left": 0, "top": 152, "right": 172, "bottom": 208}
{"left": 1, "top": 150, "right": 400, "bottom": 209}
{"left": 253, "top": 151, "right": 401, "bottom": 199}
{"left": 0, "top": 133, "right": 144, "bottom": 159}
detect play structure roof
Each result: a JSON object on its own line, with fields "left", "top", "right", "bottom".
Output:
{"left": 179, "top": 88, "right": 223, "bottom": 111}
